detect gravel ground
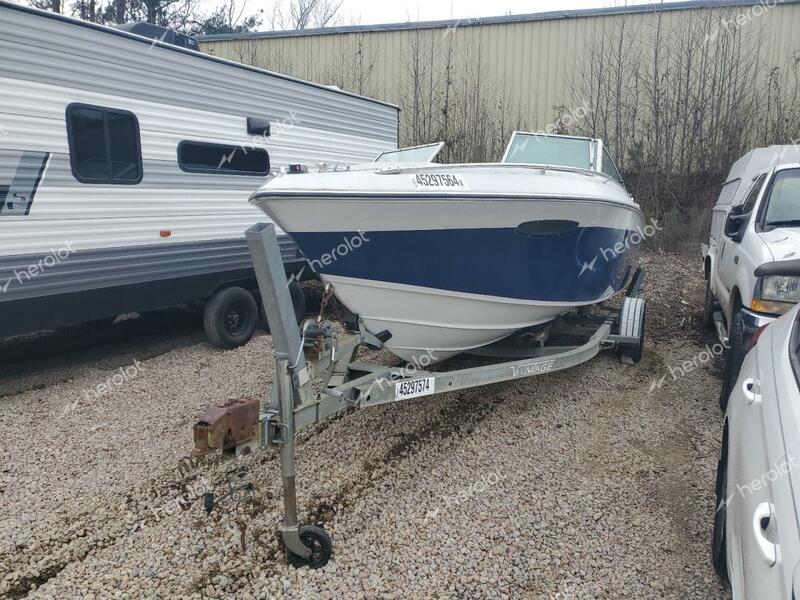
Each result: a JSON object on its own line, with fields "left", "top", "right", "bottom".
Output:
{"left": 0, "top": 250, "right": 730, "bottom": 599}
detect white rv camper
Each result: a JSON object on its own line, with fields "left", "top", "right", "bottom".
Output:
{"left": 0, "top": 1, "right": 399, "bottom": 347}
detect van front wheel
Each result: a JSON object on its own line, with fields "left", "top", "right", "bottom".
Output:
{"left": 702, "top": 279, "right": 716, "bottom": 330}
{"left": 204, "top": 286, "right": 259, "bottom": 349}
{"left": 719, "top": 311, "right": 745, "bottom": 412}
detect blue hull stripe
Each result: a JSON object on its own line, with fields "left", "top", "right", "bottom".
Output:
{"left": 292, "top": 227, "right": 639, "bottom": 302}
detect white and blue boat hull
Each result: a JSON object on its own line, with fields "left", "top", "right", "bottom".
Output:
{"left": 252, "top": 167, "right": 645, "bottom": 363}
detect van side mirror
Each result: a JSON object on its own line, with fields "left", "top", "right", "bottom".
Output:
{"left": 725, "top": 205, "right": 749, "bottom": 242}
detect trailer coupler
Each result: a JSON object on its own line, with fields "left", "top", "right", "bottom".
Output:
{"left": 192, "top": 398, "right": 261, "bottom": 457}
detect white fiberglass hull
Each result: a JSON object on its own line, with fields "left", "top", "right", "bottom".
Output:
{"left": 327, "top": 274, "right": 611, "bottom": 363}
{"left": 251, "top": 163, "right": 645, "bottom": 364}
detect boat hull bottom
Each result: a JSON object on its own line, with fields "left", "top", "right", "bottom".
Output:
{"left": 326, "top": 275, "right": 610, "bottom": 365}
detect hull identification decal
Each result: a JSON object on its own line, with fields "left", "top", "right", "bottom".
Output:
{"left": 411, "top": 173, "right": 468, "bottom": 190}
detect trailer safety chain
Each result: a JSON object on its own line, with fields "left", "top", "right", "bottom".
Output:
{"left": 317, "top": 283, "right": 335, "bottom": 324}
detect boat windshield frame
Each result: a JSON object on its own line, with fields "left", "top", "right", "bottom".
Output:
{"left": 501, "top": 131, "right": 625, "bottom": 186}
{"left": 501, "top": 131, "right": 599, "bottom": 169}
{"left": 375, "top": 142, "right": 445, "bottom": 164}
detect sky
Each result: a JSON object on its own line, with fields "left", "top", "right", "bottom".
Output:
{"left": 333, "top": 0, "right": 681, "bottom": 25}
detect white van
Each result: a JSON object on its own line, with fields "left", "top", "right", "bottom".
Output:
{"left": 703, "top": 144, "right": 800, "bottom": 409}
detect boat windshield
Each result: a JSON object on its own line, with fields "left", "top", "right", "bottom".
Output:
{"left": 502, "top": 133, "right": 593, "bottom": 170}
{"left": 375, "top": 142, "right": 444, "bottom": 164}
{"left": 764, "top": 168, "right": 800, "bottom": 228}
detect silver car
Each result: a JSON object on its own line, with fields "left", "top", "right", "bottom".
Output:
{"left": 713, "top": 300, "right": 800, "bottom": 597}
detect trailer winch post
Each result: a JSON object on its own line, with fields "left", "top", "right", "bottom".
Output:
{"left": 245, "top": 223, "right": 308, "bottom": 378}
{"left": 245, "top": 223, "right": 321, "bottom": 563}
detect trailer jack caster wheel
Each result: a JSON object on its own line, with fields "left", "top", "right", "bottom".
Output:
{"left": 285, "top": 525, "right": 332, "bottom": 569}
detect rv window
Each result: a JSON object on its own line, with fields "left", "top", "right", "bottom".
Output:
{"left": 178, "top": 142, "right": 270, "bottom": 176}
{"left": 66, "top": 104, "right": 142, "bottom": 184}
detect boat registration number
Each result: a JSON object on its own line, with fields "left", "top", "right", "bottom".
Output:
{"left": 411, "top": 173, "right": 468, "bottom": 190}
{"left": 394, "top": 377, "right": 435, "bottom": 401}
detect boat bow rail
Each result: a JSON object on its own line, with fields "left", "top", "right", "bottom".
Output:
{"left": 190, "top": 223, "right": 647, "bottom": 568}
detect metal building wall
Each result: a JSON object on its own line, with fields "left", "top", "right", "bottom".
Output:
{"left": 201, "top": 1, "right": 800, "bottom": 132}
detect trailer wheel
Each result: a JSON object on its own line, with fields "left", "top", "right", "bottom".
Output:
{"left": 204, "top": 286, "right": 259, "bottom": 349}
{"left": 616, "top": 298, "right": 646, "bottom": 363}
{"left": 286, "top": 525, "right": 332, "bottom": 569}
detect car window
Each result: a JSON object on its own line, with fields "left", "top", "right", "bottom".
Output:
{"left": 716, "top": 179, "right": 740, "bottom": 206}
{"left": 764, "top": 168, "right": 800, "bottom": 226}
{"left": 740, "top": 173, "right": 768, "bottom": 214}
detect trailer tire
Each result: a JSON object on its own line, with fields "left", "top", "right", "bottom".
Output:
{"left": 286, "top": 525, "right": 332, "bottom": 569}
{"left": 204, "top": 286, "right": 259, "bottom": 349}
{"left": 617, "top": 299, "right": 646, "bottom": 363}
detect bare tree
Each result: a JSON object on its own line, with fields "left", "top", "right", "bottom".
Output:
{"left": 567, "top": 4, "right": 800, "bottom": 250}
{"left": 268, "top": 0, "right": 342, "bottom": 30}
{"left": 28, "top": 0, "right": 62, "bottom": 12}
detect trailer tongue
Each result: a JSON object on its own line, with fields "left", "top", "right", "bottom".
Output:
{"left": 191, "top": 223, "right": 646, "bottom": 568}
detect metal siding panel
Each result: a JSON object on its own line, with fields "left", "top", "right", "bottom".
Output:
{"left": 0, "top": 5, "right": 399, "bottom": 144}
{"left": 201, "top": 2, "right": 800, "bottom": 135}
{"left": 0, "top": 237, "right": 300, "bottom": 302}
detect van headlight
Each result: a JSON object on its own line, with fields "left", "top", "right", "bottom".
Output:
{"left": 752, "top": 276, "right": 800, "bottom": 314}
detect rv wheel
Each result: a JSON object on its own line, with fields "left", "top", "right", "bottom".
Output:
{"left": 260, "top": 281, "right": 307, "bottom": 332}
{"left": 204, "top": 286, "right": 259, "bottom": 349}
{"left": 288, "top": 280, "right": 307, "bottom": 322}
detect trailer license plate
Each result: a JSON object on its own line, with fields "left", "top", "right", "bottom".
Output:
{"left": 395, "top": 377, "right": 435, "bottom": 401}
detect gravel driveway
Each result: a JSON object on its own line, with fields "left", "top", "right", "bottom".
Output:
{"left": 0, "top": 251, "right": 729, "bottom": 599}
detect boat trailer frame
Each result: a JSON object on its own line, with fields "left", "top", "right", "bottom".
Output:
{"left": 192, "top": 223, "right": 647, "bottom": 568}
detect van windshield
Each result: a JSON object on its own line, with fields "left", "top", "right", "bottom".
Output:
{"left": 764, "top": 168, "right": 800, "bottom": 228}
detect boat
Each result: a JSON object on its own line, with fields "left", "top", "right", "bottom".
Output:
{"left": 249, "top": 132, "right": 645, "bottom": 364}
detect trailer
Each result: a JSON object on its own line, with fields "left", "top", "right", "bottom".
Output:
{"left": 0, "top": 0, "right": 398, "bottom": 346}
{"left": 191, "top": 223, "right": 646, "bottom": 568}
